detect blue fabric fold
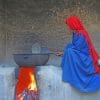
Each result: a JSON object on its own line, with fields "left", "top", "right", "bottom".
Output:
{"left": 62, "top": 33, "right": 100, "bottom": 92}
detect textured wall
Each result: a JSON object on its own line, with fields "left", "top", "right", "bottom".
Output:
{"left": 0, "top": 0, "right": 6, "bottom": 63}
{"left": 0, "top": 0, "right": 100, "bottom": 63}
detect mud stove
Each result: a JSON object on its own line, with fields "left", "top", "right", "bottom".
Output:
{"left": 14, "top": 53, "right": 49, "bottom": 100}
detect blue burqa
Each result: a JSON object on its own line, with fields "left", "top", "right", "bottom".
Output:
{"left": 62, "top": 33, "right": 100, "bottom": 92}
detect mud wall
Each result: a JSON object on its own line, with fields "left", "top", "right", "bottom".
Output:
{"left": 0, "top": 0, "right": 100, "bottom": 63}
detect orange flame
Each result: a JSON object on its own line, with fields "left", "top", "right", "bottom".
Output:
{"left": 28, "top": 72, "right": 38, "bottom": 92}
{"left": 16, "top": 67, "right": 38, "bottom": 97}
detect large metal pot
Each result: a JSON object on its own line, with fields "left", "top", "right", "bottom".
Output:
{"left": 13, "top": 53, "right": 49, "bottom": 67}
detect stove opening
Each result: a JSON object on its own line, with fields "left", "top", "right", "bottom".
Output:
{"left": 15, "top": 67, "right": 38, "bottom": 100}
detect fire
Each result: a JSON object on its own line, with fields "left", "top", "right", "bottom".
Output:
{"left": 16, "top": 67, "right": 38, "bottom": 99}
{"left": 28, "top": 72, "right": 38, "bottom": 92}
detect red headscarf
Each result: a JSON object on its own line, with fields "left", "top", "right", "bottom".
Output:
{"left": 66, "top": 16, "right": 100, "bottom": 73}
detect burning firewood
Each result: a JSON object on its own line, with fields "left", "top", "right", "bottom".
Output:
{"left": 15, "top": 67, "right": 38, "bottom": 100}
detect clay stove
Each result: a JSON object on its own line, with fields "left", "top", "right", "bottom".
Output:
{"left": 14, "top": 53, "right": 49, "bottom": 100}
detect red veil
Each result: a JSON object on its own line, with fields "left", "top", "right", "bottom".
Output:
{"left": 66, "top": 16, "right": 100, "bottom": 73}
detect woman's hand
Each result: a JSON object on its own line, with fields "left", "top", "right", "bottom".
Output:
{"left": 98, "top": 59, "right": 100, "bottom": 66}
{"left": 55, "top": 51, "right": 64, "bottom": 56}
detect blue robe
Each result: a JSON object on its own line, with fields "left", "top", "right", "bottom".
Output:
{"left": 62, "top": 33, "right": 100, "bottom": 92}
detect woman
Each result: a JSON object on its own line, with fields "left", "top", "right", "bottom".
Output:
{"left": 57, "top": 16, "right": 100, "bottom": 92}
